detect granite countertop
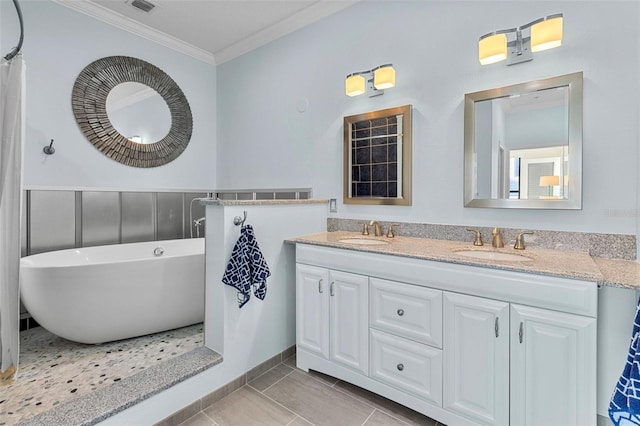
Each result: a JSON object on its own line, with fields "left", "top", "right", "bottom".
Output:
{"left": 594, "top": 258, "right": 640, "bottom": 289}
{"left": 287, "top": 231, "right": 640, "bottom": 290}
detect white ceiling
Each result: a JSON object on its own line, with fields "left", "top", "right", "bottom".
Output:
{"left": 55, "top": 0, "right": 357, "bottom": 64}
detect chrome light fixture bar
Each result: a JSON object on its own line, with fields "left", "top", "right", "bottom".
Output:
{"left": 479, "top": 13, "right": 563, "bottom": 66}
{"left": 345, "top": 64, "right": 395, "bottom": 97}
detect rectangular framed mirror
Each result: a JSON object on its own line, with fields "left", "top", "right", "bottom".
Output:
{"left": 343, "top": 105, "right": 412, "bottom": 205}
{"left": 464, "top": 72, "right": 583, "bottom": 209}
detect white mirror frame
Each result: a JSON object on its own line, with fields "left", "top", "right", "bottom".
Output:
{"left": 464, "top": 72, "right": 583, "bottom": 209}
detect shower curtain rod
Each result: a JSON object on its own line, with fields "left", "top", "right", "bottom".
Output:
{"left": 4, "top": 0, "right": 24, "bottom": 61}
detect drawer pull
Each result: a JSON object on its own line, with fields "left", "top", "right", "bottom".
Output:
{"left": 495, "top": 317, "right": 499, "bottom": 338}
{"left": 330, "top": 282, "right": 335, "bottom": 296}
{"left": 397, "top": 363, "right": 404, "bottom": 371}
{"left": 397, "top": 309, "right": 405, "bottom": 317}
{"left": 318, "top": 279, "right": 323, "bottom": 293}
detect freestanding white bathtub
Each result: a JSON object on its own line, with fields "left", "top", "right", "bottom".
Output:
{"left": 20, "top": 238, "right": 205, "bottom": 344}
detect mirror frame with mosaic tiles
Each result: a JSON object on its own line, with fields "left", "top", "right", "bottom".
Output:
{"left": 71, "top": 56, "right": 193, "bottom": 168}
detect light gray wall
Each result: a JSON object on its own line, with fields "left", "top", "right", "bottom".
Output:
{"left": 217, "top": 1, "right": 639, "bottom": 235}
{"left": 0, "top": 0, "right": 217, "bottom": 190}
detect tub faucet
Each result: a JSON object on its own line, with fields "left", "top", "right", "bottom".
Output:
{"left": 369, "top": 220, "right": 382, "bottom": 237}
{"left": 492, "top": 227, "right": 504, "bottom": 248}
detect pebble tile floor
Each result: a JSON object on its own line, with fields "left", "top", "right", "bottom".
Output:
{"left": 178, "top": 354, "right": 445, "bottom": 426}
{"left": 0, "top": 323, "right": 203, "bottom": 425}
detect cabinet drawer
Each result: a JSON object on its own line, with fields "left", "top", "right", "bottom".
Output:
{"left": 370, "top": 329, "right": 443, "bottom": 406}
{"left": 370, "top": 278, "right": 442, "bottom": 348}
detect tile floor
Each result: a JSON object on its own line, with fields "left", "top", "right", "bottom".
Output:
{"left": 178, "top": 355, "right": 444, "bottom": 426}
{"left": 1, "top": 323, "right": 203, "bottom": 425}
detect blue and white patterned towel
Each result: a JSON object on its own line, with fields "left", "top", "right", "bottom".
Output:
{"left": 222, "top": 225, "right": 270, "bottom": 308}
{"left": 610, "top": 296, "right": 640, "bottom": 425}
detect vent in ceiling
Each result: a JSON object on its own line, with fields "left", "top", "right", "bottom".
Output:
{"left": 130, "top": 0, "right": 156, "bottom": 13}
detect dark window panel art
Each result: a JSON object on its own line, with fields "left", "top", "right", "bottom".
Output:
{"left": 344, "top": 105, "right": 412, "bottom": 206}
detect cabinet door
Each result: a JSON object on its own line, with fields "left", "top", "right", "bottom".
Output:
{"left": 444, "top": 292, "right": 509, "bottom": 426}
{"left": 296, "top": 264, "right": 330, "bottom": 359}
{"left": 510, "top": 304, "right": 596, "bottom": 426}
{"left": 329, "top": 270, "right": 369, "bottom": 374}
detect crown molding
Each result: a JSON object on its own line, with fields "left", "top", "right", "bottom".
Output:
{"left": 214, "top": 1, "right": 358, "bottom": 64}
{"left": 53, "top": 0, "right": 216, "bottom": 65}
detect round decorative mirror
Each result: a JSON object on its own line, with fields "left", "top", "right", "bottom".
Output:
{"left": 72, "top": 56, "right": 193, "bottom": 168}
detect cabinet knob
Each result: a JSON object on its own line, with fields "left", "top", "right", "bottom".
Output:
{"left": 397, "top": 363, "right": 404, "bottom": 371}
{"left": 397, "top": 309, "right": 404, "bottom": 317}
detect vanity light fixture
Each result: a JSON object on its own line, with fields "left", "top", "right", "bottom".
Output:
{"left": 345, "top": 64, "right": 395, "bottom": 97}
{"left": 479, "top": 13, "right": 563, "bottom": 66}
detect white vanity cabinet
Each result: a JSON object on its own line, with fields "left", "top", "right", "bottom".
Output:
{"left": 294, "top": 243, "right": 598, "bottom": 426}
{"left": 295, "top": 264, "right": 369, "bottom": 374}
{"left": 443, "top": 292, "right": 596, "bottom": 425}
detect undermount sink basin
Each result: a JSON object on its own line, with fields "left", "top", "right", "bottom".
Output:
{"left": 338, "top": 238, "right": 389, "bottom": 246}
{"left": 454, "top": 250, "right": 531, "bottom": 262}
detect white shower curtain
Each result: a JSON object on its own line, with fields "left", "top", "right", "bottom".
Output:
{"left": 0, "top": 54, "right": 25, "bottom": 382}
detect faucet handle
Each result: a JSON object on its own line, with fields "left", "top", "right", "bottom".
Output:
{"left": 514, "top": 231, "right": 534, "bottom": 250}
{"left": 386, "top": 224, "right": 400, "bottom": 238}
{"left": 466, "top": 228, "right": 483, "bottom": 246}
{"left": 361, "top": 222, "right": 370, "bottom": 236}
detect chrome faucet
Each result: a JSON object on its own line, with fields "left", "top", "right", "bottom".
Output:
{"left": 369, "top": 220, "right": 383, "bottom": 237}
{"left": 492, "top": 227, "right": 504, "bottom": 248}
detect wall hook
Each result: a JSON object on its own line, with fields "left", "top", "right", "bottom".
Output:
{"left": 233, "top": 211, "right": 248, "bottom": 226}
{"left": 43, "top": 139, "right": 55, "bottom": 155}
